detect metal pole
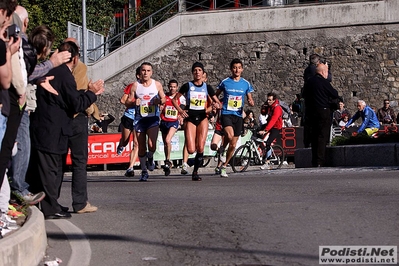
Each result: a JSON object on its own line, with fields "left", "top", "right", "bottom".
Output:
{"left": 82, "top": 0, "right": 88, "bottom": 64}
{"left": 178, "top": 0, "right": 186, "bottom": 12}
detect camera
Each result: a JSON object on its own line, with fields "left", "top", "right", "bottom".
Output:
{"left": 7, "top": 24, "right": 20, "bottom": 40}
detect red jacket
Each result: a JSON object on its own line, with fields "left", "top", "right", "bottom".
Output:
{"left": 265, "top": 99, "right": 283, "bottom": 131}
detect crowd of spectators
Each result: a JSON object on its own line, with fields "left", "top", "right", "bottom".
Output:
{"left": 0, "top": 1, "right": 105, "bottom": 232}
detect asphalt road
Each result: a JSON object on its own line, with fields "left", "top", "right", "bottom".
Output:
{"left": 43, "top": 166, "right": 399, "bottom": 266}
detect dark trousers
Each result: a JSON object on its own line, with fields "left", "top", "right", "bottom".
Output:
{"left": 28, "top": 148, "right": 63, "bottom": 216}
{"left": 265, "top": 128, "right": 281, "bottom": 158}
{"left": 310, "top": 108, "right": 332, "bottom": 167}
{"left": 0, "top": 96, "right": 23, "bottom": 187}
{"left": 64, "top": 114, "right": 88, "bottom": 212}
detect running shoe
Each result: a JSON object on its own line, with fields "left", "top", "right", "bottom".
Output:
{"left": 192, "top": 172, "right": 202, "bottom": 181}
{"left": 164, "top": 160, "right": 172, "bottom": 176}
{"left": 139, "top": 170, "right": 149, "bottom": 181}
{"left": 220, "top": 166, "right": 228, "bottom": 178}
{"left": 219, "top": 146, "right": 226, "bottom": 163}
{"left": 260, "top": 162, "right": 271, "bottom": 170}
{"left": 116, "top": 146, "right": 124, "bottom": 155}
{"left": 22, "top": 192, "right": 45, "bottom": 205}
{"left": 0, "top": 212, "right": 17, "bottom": 229}
{"left": 181, "top": 162, "right": 189, "bottom": 175}
{"left": 214, "top": 167, "right": 221, "bottom": 175}
{"left": 147, "top": 157, "right": 155, "bottom": 171}
{"left": 124, "top": 167, "right": 135, "bottom": 177}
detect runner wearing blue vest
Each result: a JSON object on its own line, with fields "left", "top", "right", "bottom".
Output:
{"left": 216, "top": 58, "right": 254, "bottom": 178}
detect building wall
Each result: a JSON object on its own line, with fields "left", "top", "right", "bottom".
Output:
{"left": 98, "top": 24, "right": 399, "bottom": 132}
{"left": 92, "top": 1, "right": 399, "bottom": 132}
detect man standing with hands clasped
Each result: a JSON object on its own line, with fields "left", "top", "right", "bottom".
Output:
{"left": 62, "top": 37, "right": 104, "bottom": 214}
{"left": 29, "top": 41, "right": 104, "bottom": 219}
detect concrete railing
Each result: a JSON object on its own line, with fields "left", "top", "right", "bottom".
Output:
{"left": 88, "top": 0, "right": 399, "bottom": 82}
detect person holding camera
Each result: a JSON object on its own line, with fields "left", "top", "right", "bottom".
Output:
{"left": 302, "top": 63, "right": 339, "bottom": 167}
{"left": 302, "top": 54, "right": 332, "bottom": 148}
{"left": 0, "top": 0, "right": 20, "bottom": 218}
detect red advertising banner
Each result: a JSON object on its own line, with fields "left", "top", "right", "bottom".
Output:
{"left": 66, "top": 133, "right": 134, "bottom": 165}
{"left": 66, "top": 127, "right": 306, "bottom": 166}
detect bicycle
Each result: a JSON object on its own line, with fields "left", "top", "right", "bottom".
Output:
{"left": 231, "top": 129, "right": 285, "bottom": 173}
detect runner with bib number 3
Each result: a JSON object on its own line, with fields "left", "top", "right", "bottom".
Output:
{"left": 216, "top": 58, "right": 255, "bottom": 178}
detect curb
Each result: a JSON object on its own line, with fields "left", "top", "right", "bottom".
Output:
{"left": 0, "top": 206, "right": 47, "bottom": 266}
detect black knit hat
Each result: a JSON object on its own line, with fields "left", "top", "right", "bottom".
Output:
{"left": 191, "top": 62, "right": 204, "bottom": 72}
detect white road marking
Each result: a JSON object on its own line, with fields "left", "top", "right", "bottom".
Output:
{"left": 48, "top": 220, "right": 91, "bottom": 266}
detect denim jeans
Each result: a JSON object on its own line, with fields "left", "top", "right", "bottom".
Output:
{"left": 0, "top": 173, "right": 10, "bottom": 213}
{"left": 9, "top": 111, "right": 30, "bottom": 196}
{"left": 0, "top": 110, "right": 8, "bottom": 212}
{"left": 0, "top": 110, "right": 7, "bottom": 141}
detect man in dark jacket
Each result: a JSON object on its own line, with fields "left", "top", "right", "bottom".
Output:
{"left": 302, "top": 54, "right": 332, "bottom": 148}
{"left": 29, "top": 41, "right": 104, "bottom": 219}
{"left": 377, "top": 99, "right": 396, "bottom": 125}
{"left": 302, "top": 63, "right": 339, "bottom": 167}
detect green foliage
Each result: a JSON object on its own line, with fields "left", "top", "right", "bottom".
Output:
{"left": 134, "top": 0, "right": 176, "bottom": 25}
{"left": 19, "top": 0, "right": 125, "bottom": 47}
{"left": 138, "top": 0, "right": 174, "bottom": 17}
{"left": 331, "top": 132, "right": 399, "bottom": 146}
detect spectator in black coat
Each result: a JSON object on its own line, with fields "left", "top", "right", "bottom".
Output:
{"left": 28, "top": 41, "right": 104, "bottom": 219}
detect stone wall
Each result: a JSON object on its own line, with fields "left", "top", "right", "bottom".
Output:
{"left": 97, "top": 24, "right": 399, "bottom": 132}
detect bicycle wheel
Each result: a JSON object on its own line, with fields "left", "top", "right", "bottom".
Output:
{"left": 269, "top": 144, "right": 284, "bottom": 169}
{"left": 231, "top": 144, "right": 252, "bottom": 173}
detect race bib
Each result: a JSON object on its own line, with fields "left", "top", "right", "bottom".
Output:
{"left": 165, "top": 106, "right": 178, "bottom": 119}
{"left": 189, "top": 91, "right": 207, "bottom": 110}
{"left": 227, "top": 95, "right": 242, "bottom": 111}
{"left": 140, "top": 102, "right": 155, "bottom": 117}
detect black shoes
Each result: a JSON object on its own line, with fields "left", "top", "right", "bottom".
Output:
{"left": 45, "top": 211, "right": 72, "bottom": 220}
{"left": 192, "top": 172, "right": 202, "bottom": 181}
{"left": 163, "top": 160, "right": 172, "bottom": 176}
{"left": 60, "top": 205, "right": 69, "bottom": 212}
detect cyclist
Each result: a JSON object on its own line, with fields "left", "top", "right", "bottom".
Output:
{"left": 258, "top": 92, "right": 283, "bottom": 170}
